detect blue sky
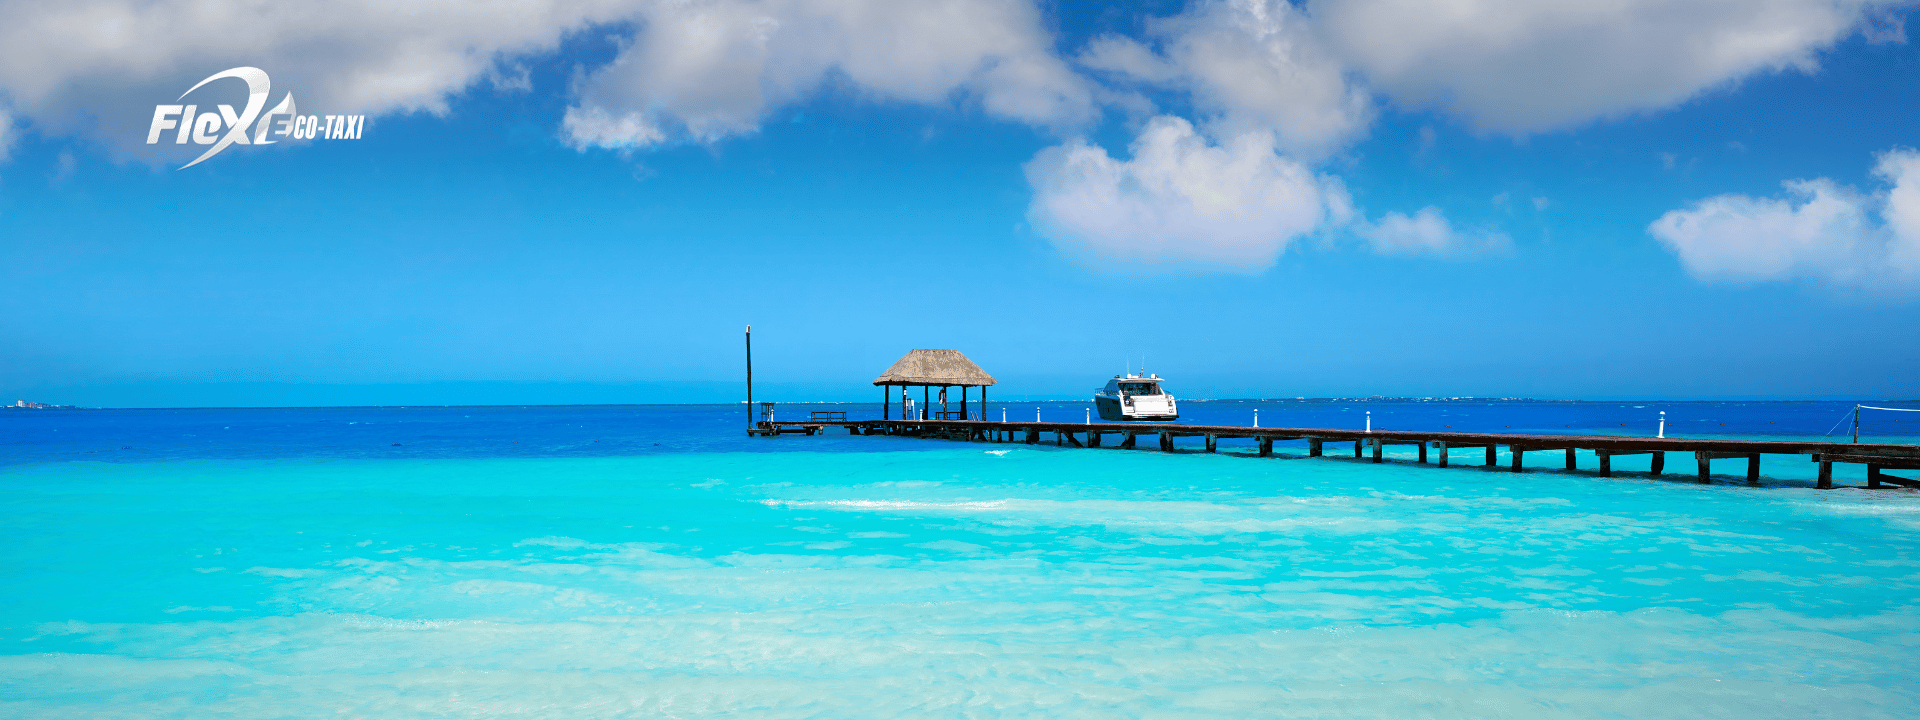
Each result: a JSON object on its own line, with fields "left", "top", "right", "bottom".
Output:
{"left": 2, "top": 0, "right": 1918, "bottom": 407}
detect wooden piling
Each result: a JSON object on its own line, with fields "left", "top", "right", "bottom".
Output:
{"left": 1486, "top": 445, "right": 1497, "bottom": 467}
{"left": 1747, "top": 455, "right": 1761, "bottom": 485}
{"left": 1089, "top": 432, "right": 1101, "bottom": 448}
{"left": 1435, "top": 441, "right": 1448, "bottom": 468}
{"left": 1121, "top": 433, "right": 1136, "bottom": 449}
{"left": 1353, "top": 440, "right": 1363, "bottom": 459}
{"left": 1565, "top": 448, "right": 1576, "bottom": 471}
{"left": 1160, "top": 431, "right": 1173, "bottom": 452}
{"left": 1511, "top": 445, "right": 1524, "bottom": 473}
{"left": 1818, "top": 460, "right": 1833, "bottom": 489}
{"left": 1650, "top": 451, "right": 1665, "bottom": 476}
{"left": 1259, "top": 437, "right": 1273, "bottom": 456}
{"left": 1418, "top": 442, "right": 1428, "bottom": 463}
{"left": 1309, "top": 439, "right": 1323, "bottom": 457}
{"left": 1598, "top": 451, "right": 1611, "bottom": 477}
{"left": 1372, "top": 437, "right": 1383, "bottom": 463}
{"left": 1696, "top": 453, "right": 1712, "bottom": 484}
{"left": 1205, "top": 434, "right": 1217, "bottom": 453}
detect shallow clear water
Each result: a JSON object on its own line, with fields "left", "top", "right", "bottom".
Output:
{"left": 3, "top": 402, "right": 1918, "bottom": 718}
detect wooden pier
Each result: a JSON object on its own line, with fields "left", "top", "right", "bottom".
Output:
{"left": 753, "top": 418, "right": 1920, "bottom": 490}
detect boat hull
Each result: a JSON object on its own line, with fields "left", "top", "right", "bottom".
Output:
{"left": 1095, "top": 395, "right": 1178, "bottom": 422}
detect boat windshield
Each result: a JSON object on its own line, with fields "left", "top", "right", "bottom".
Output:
{"left": 1119, "top": 383, "right": 1160, "bottom": 395}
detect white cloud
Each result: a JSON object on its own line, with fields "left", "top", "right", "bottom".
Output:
{"left": 0, "top": 0, "right": 632, "bottom": 162}
{"left": 564, "top": 0, "right": 1095, "bottom": 149}
{"left": 1355, "top": 207, "right": 1508, "bottom": 256}
{"left": 1079, "top": 0, "right": 1372, "bottom": 158}
{"left": 0, "top": 107, "right": 13, "bottom": 162}
{"left": 1310, "top": 0, "right": 1905, "bottom": 134}
{"left": 1024, "top": 116, "right": 1350, "bottom": 271}
{"left": 1648, "top": 148, "right": 1920, "bottom": 289}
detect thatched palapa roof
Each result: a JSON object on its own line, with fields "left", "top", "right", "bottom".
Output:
{"left": 873, "top": 349, "right": 996, "bottom": 387}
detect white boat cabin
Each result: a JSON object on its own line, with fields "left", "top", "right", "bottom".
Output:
{"left": 1094, "top": 374, "right": 1178, "bottom": 421}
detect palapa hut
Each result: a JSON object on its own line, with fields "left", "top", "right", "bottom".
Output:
{"left": 874, "top": 349, "right": 996, "bottom": 421}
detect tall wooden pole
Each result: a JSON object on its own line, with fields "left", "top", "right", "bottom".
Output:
{"left": 745, "top": 326, "right": 753, "bottom": 431}
{"left": 1853, "top": 405, "right": 1860, "bottom": 444}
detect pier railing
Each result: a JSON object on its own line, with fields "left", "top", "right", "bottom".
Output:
{"left": 750, "top": 418, "right": 1920, "bottom": 490}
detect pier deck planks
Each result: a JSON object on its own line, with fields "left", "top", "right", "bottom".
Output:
{"left": 757, "top": 419, "right": 1918, "bottom": 489}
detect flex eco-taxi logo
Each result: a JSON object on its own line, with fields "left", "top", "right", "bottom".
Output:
{"left": 146, "top": 67, "right": 365, "bottom": 169}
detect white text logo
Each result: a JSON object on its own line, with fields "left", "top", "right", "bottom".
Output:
{"left": 146, "top": 67, "right": 365, "bottom": 169}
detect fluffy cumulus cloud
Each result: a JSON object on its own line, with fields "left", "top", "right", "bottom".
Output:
{"left": 0, "top": 0, "right": 637, "bottom": 160}
{"left": 1309, "top": 0, "right": 1907, "bottom": 134}
{"left": 1648, "top": 148, "right": 1920, "bottom": 290}
{"left": 562, "top": 0, "right": 1096, "bottom": 149}
{"left": 1023, "top": 116, "right": 1351, "bottom": 271}
{"left": 1355, "top": 207, "right": 1509, "bottom": 256}
{"left": 1080, "top": 0, "right": 1372, "bottom": 158}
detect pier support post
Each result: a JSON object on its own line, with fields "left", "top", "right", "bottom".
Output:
{"left": 1121, "top": 433, "right": 1136, "bottom": 449}
{"left": 1436, "top": 441, "right": 1448, "bottom": 468}
{"left": 1354, "top": 440, "right": 1363, "bottom": 458}
{"left": 1696, "top": 452, "right": 1712, "bottom": 484}
{"left": 1089, "top": 432, "right": 1101, "bottom": 448}
{"left": 1870, "top": 465, "right": 1882, "bottom": 489}
{"left": 1372, "top": 438, "right": 1384, "bottom": 463}
{"left": 1818, "top": 460, "right": 1833, "bottom": 489}
{"left": 1205, "top": 434, "right": 1217, "bottom": 453}
{"left": 1598, "top": 451, "right": 1611, "bottom": 477}
{"left": 1026, "top": 428, "right": 1038, "bottom": 445}
{"left": 1309, "top": 439, "right": 1322, "bottom": 457}
{"left": 1160, "top": 431, "right": 1173, "bottom": 452}
{"left": 1055, "top": 432, "right": 1063, "bottom": 447}
{"left": 1065, "top": 432, "right": 1082, "bottom": 448}
{"left": 1511, "top": 445, "right": 1524, "bottom": 473}
{"left": 1746, "top": 454, "right": 1761, "bottom": 485}
{"left": 1485, "top": 446, "right": 1498, "bottom": 467}
{"left": 1259, "top": 437, "right": 1273, "bottom": 456}
{"left": 1566, "top": 448, "right": 1577, "bottom": 471}
{"left": 1418, "top": 442, "right": 1428, "bottom": 463}
{"left": 1650, "top": 452, "right": 1665, "bottom": 476}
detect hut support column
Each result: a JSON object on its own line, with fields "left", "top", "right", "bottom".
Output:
{"left": 882, "top": 384, "right": 889, "bottom": 421}
{"left": 923, "top": 386, "right": 930, "bottom": 421}
{"left": 961, "top": 386, "right": 967, "bottom": 421}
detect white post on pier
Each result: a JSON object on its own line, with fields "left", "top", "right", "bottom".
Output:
{"left": 1254, "top": 409, "right": 1259, "bottom": 428}
{"left": 1002, "top": 408, "right": 1007, "bottom": 422}
{"left": 1366, "top": 411, "right": 1372, "bottom": 433}
{"left": 1036, "top": 407, "right": 1041, "bottom": 422}
{"left": 1658, "top": 411, "right": 1665, "bottom": 438}
{"left": 1085, "top": 408, "right": 1090, "bottom": 424}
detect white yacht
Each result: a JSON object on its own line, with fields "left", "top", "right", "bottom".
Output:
{"left": 1094, "top": 373, "right": 1178, "bottom": 421}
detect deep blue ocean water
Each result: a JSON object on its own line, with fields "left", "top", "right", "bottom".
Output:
{"left": 3, "top": 400, "right": 1918, "bottom": 718}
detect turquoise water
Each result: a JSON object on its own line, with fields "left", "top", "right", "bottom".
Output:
{"left": 4, "top": 403, "right": 1919, "bottom": 717}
